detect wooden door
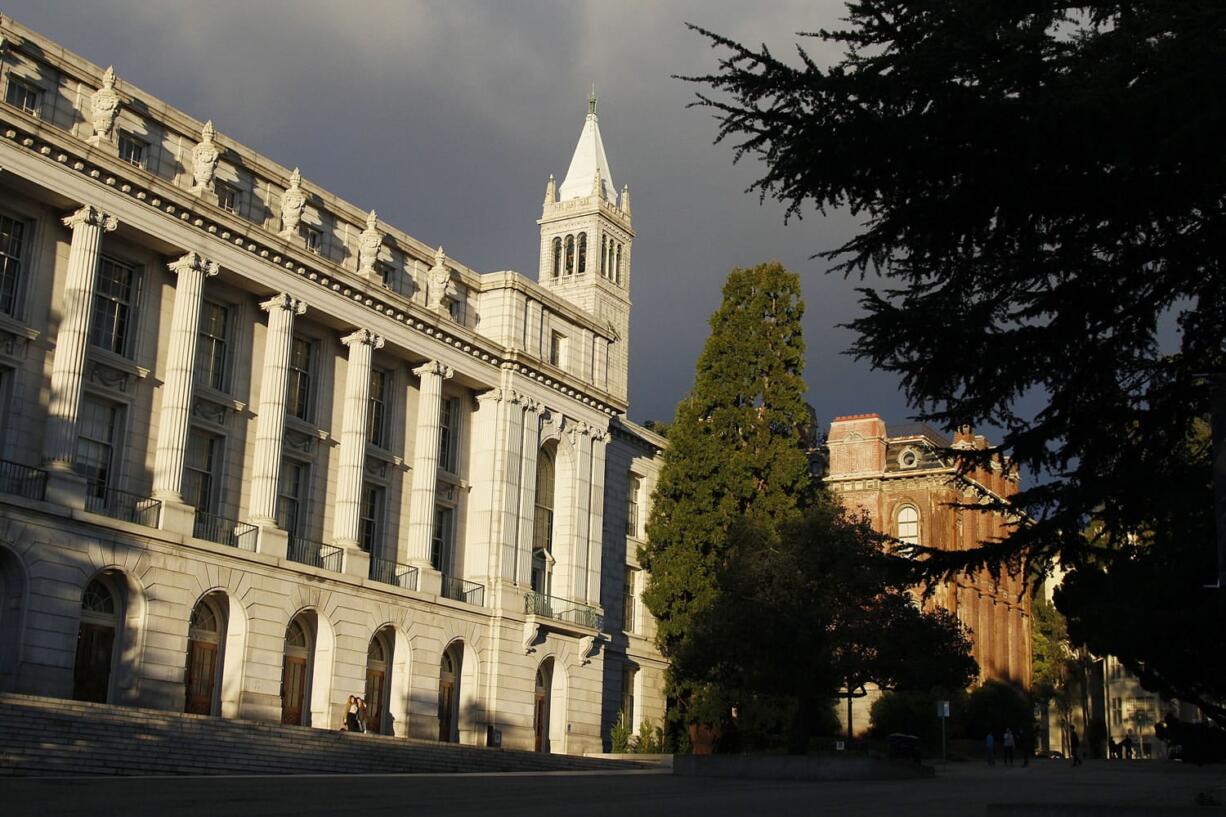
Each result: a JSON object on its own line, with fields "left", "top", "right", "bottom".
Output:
{"left": 73, "top": 623, "right": 115, "bottom": 703}
{"left": 184, "top": 639, "right": 218, "bottom": 715}
{"left": 533, "top": 691, "right": 546, "bottom": 752}
{"left": 365, "top": 668, "right": 385, "bottom": 735}
{"left": 438, "top": 679, "right": 454, "bottom": 742}
{"left": 281, "top": 655, "right": 307, "bottom": 725}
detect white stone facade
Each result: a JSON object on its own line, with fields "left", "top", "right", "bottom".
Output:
{"left": 0, "top": 16, "right": 666, "bottom": 754}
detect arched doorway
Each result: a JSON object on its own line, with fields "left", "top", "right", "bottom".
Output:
{"left": 73, "top": 575, "right": 121, "bottom": 703}
{"left": 532, "top": 444, "right": 556, "bottom": 595}
{"left": 438, "top": 642, "right": 462, "bottom": 742}
{"left": 281, "top": 612, "right": 316, "bottom": 725}
{"left": 184, "top": 594, "right": 227, "bottom": 715}
{"left": 365, "top": 628, "right": 394, "bottom": 735}
{"left": 0, "top": 546, "right": 27, "bottom": 692}
{"left": 534, "top": 658, "right": 554, "bottom": 752}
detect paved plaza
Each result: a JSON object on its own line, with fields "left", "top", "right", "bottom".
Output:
{"left": 1, "top": 760, "right": 1223, "bottom": 817}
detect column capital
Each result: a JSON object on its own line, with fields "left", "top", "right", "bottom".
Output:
{"left": 167, "top": 251, "right": 220, "bottom": 279}
{"left": 62, "top": 204, "right": 118, "bottom": 232}
{"left": 341, "top": 328, "right": 385, "bottom": 350}
{"left": 260, "top": 292, "right": 307, "bottom": 316}
{"left": 475, "top": 387, "right": 506, "bottom": 404}
{"left": 413, "top": 360, "right": 454, "bottom": 380}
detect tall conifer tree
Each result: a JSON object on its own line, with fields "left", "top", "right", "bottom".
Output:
{"left": 640, "top": 261, "right": 812, "bottom": 664}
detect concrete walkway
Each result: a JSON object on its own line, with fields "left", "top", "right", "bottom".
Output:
{"left": 0, "top": 759, "right": 1222, "bottom": 816}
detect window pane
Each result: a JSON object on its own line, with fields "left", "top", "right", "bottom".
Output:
{"left": 431, "top": 505, "right": 454, "bottom": 573}
{"left": 359, "top": 483, "right": 383, "bottom": 554}
{"left": 0, "top": 214, "right": 26, "bottom": 316}
{"left": 183, "top": 429, "right": 219, "bottom": 511}
{"left": 6, "top": 80, "right": 40, "bottom": 115}
{"left": 367, "top": 369, "right": 387, "bottom": 447}
{"left": 195, "top": 301, "right": 229, "bottom": 391}
{"left": 287, "top": 338, "right": 314, "bottom": 421}
{"left": 90, "top": 258, "right": 135, "bottom": 356}
{"left": 438, "top": 397, "right": 460, "bottom": 473}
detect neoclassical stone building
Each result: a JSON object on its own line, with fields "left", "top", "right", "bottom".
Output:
{"left": 825, "top": 414, "right": 1032, "bottom": 689}
{"left": 0, "top": 15, "right": 666, "bottom": 754}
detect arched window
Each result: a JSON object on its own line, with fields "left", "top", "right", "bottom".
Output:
{"left": 600, "top": 235, "right": 607, "bottom": 277}
{"left": 551, "top": 237, "right": 561, "bottom": 278}
{"left": 564, "top": 235, "right": 575, "bottom": 276}
{"left": 185, "top": 594, "right": 227, "bottom": 716}
{"left": 74, "top": 576, "right": 120, "bottom": 703}
{"left": 897, "top": 505, "right": 920, "bottom": 546}
{"left": 577, "top": 233, "right": 587, "bottom": 274}
{"left": 533, "top": 657, "right": 554, "bottom": 753}
{"left": 365, "top": 629, "right": 393, "bottom": 735}
{"left": 532, "top": 446, "right": 556, "bottom": 595}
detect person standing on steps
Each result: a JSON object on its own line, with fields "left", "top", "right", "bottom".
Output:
{"left": 1070, "top": 727, "right": 1082, "bottom": 767}
{"left": 1003, "top": 728, "right": 1016, "bottom": 765}
{"left": 345, "top": 695, "right": 361, "bottom": 732}
{"left": 357, "top": 697, "right": 368, "bottom": 734}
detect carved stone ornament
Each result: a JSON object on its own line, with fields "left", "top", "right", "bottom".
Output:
{"left": 522, "top": 620, "right": 541, "bottom": 654}
{"left": 284, "top": 428, "right": 315, "bottom": 455}
{"left": 578, "top": 634, "right": 598, "bottom": 666}
{"left": 356, "top": 209, "right": 383, "bottom": 278}
{"left": 543, "top": 174, "right": 556, "bottom": 206}
{"left": 620, "top": 184, "right": 631, "bottom": 216}
{"left": 191, "top": 397, "right": 228, "bottom": 426}
{"left": 427, "top": 246, "right": 458, "bottom": 314}
{"left": 279, "top": 168, "right": 307, "bottom": 238}
{"left": 88, "top": 360, "right": 132, "bottom": 392}
{"left": 89, "top": 66, "right": 120, "bottom": 144}
{"left": 0, "top": 330, "right": 29, "bottom": 361}
{"left": 190, "top": 120, "right": 221, "bottom": 195}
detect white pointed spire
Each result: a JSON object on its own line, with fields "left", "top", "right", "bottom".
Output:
{"left": 557, "top": 90, "right": 616, "bottom": 202}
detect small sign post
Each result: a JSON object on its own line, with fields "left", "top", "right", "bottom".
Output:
{"left": 937, "top": 700, "right": 951, "bottom": 761}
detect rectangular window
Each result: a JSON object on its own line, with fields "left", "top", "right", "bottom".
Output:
{"left": 549, "top": 330, "right": 566, "bottom": 367}
{"left": 359, "top": 482, "right": 384, "bottom": 554}
{"left": 183, "top": 428, "right": 220, "bottom": 512}
{"left": 431, "top": 504, "right": 455, "bottom": 574}
{"left": 298, "top": 223, "right": 322, "bottom": 254}
{"left": 75, "top": 396, "right": 121, "bottom": 499}
{"left": 276, "top": 459, "right": 309, "bottom": 537}
{"left": 626, "top": 473, "right": 642, "bottom": 539}
{"left": 195, "top": 300, "right": 230, "bottom": 391}
{"left": 623, "top": 566, "right": 637, "bottom": 634}
{"left": 621, "top": 665, "right": 637, "bottom": 726}
{"left": 448, "top": 294, "right": 464, "bottom": 324}
{"left": 0, "top": 213, "right": 27, "bottom": 317}
{"left": 286, "top": 337, "right": 315, "bottom": 422}
{"left": 215, "top": 182, "right": 239, "bottom": 214}
{"left": 438, "top": 395, "right": 460, "bottom": 474}
{"left": 4, "top": 78, "right": 40, "bottom": 116}
{"left": 117, "top": 132, "right": 148, "bottom": 168}
{"left": 1111, "top": 696, "right": 1123, "bottom": 727}
{"left": 375, "top": 261, "right": 394, "bottom": 289}
{"left": 90, "top": 257, "right": 137, "bottom": 357}
{"left": 367, "top": 368, "right": 388, "bottom": 448}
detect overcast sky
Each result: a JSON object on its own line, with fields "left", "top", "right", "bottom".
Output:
{"left": 9, "top": 0, "right": 914, "bottom": 430}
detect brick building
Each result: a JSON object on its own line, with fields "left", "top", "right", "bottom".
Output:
{"left": 825, "top": 414, "right": 1031, "bottom": 689}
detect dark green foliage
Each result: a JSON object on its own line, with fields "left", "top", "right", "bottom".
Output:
{"left": 640, "top": 262, "right": 812, "bottom": 662}
{"left": 962, "top": 681, "right": 1032, "bottom": 741}
{"left": 684, "top": 0, "right": 1226, "bottom": 725}
{"left": 675, "top": 496, "right": 978, "bottom": 752}
{"left": 870, "top": 689, "right": 969, "bottom": 751}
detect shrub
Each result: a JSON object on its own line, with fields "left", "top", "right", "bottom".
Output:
{"left": 610, "top": 709, "right": 632, "bottom": 753}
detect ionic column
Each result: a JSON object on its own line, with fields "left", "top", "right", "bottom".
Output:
{"left": 333, "top": 329, "right": 384, "bottom": 549}
{"left": 249, "top": 293, "right": 307, "bottom": 525}
{"left": 515, "top": 400, "right": 543, "bottom": 585}
{"left": 43, "top": 205, "right": 118, "bottom": 467}
{"left": 152, "top": 252, "right": 219, "bottom": 502}
{"left": 406, "top": 360, "right": 453, "bottom": 568}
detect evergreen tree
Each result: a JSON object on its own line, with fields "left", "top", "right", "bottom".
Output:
{"left": 640, "top": 261, "right": 812, "bottom": 665}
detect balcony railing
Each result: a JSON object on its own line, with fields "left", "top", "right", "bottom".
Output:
{"left": 441, "top": 576, "right": 485, "bottom": 607}
{"left": 84, "top": 481, "right": 161, "bottom": 527}
{"left": 193, "top": 510, "right": 258, "bottom": 551}
{"left": 369, "top": 557, "right": 418, "bottom": 591}
{"left": 0, "top": 459, "right": 47, "bottom": 501}
{"left": 525, "top": 591, "right": 604, "bottom": 630}
{"left": 287, "top": 536, "right": 344, "bottom": 573}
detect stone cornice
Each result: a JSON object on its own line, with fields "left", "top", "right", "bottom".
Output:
{"left": 0, "top": 113, "right": 628, "bottom": 417}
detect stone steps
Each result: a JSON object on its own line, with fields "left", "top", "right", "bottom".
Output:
{"left": 0, "top": 693, "right": 645, "bottom": 776}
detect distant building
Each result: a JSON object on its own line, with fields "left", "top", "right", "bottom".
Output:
{"left": 825, "top": 414, "right": 1032, "bottom": 689}
{"left": 0, "top": 15, "right": 665, "bottom": 754}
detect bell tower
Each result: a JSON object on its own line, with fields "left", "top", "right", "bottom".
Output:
{"left": 538, "top": 91, "right": 634, "bottom": 400}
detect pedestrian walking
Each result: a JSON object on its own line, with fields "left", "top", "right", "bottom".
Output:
{"left": 1070, "top": 727, "right": 1082, "bottom": 767}
{"left": 1003, "top": 728, "right": 1016, "bottom": 765}
{"left": 345, "top": 694, "right": 361, "bottom": 732}
{"left": 986, "top": 731, "right": 996, "bottom": 766}
{"left": 1123, "top": 734, "right": 1134, "bottom": 759}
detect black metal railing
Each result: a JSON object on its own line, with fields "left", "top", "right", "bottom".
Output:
{"left": 84, "top": 481, "right": 161, "bottom": 527}
{"left": 369, "top": 557, "right": 418, "bottom": 590}
{"left": 0, "top": 459, "right": 47, "bottom": 501}
{"left": 193, "top": 510, "right": 258, "bottom": 551}
{"left": 441, "top": 576, "right": 485, "bottom": 607}
{"left": 287, "top": 536, "right": 344, "bottom": 572}
{"left": 525, "top": 591, "right": 604, "bottom": 630}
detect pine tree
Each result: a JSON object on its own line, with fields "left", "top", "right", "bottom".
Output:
{"left": 640, "top": 261, "right": 812, "bottom": 664}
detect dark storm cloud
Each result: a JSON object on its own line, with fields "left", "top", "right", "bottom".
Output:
{"left": 5, "top": 0, "right": 911, "bottom": 428}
